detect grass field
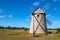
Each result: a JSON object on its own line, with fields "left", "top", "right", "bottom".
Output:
{"left": 0, "top": 29, "right": 60, "bottom": 40}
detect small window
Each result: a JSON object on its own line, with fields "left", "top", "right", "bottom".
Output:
{"left": 37, "top": 15, "right": 39, "bottom": 17}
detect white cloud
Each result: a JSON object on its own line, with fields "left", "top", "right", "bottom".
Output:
{"left": 26, "top": 16, "right": 29, "bottom": 18}
{"left": 46, "top": 14, "right": 51, "bottom": 17}
{"left": 41, "top": 0, "right": 45, "bottom": 1}
{"left": 30, "top": 15, "right": 32, "bottom": 18}
{"left": 25, "top": 15, "right": 32, "bottom": 22}
{"left": 33, "top": 1, "right": 40, "bottom": 6}
{"left": 0, "top": 15, "right": 5, "bottom": 18}
{"left": 54, "top": 21, "right": 60, "bottom": 24}
{"left": 25, "top": 16, "right": 30, "bottom": 22}
{"left": 0, "top": 8, "right": 3, "bottom": 14}
{"left": 8, "top": 14, "right": 13, "bottom": 18}
{"left": 54, "top": 8, "right": 57, "bottom": 11}
{"left": 27, "top": 14, "right": 32, "bottom": 18}
{"left": 53, "top": 0, "right": 57, "bottom": 2}
{"left": 53, "top": 0, "right": 60, "bottom": 2}
{"left": 25, "top": 19, "right": 29, "bottom": 22}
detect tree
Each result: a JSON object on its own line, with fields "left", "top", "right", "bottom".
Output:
{"left": 8, "top": 26, "right": 11, "bottom": 29}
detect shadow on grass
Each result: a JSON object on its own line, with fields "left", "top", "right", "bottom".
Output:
{"left": 31, "top": 35, "right": 41, "bottom": 37}
{"left": 8, "top": 33, "right": 19, "bottom": 35}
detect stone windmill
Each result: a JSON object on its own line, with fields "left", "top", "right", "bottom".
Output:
{"left": 29, "top": 7, "right": 48, "bottom": 35}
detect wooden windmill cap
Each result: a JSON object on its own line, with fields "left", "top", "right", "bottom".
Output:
{"left": 32, "top": 7, "right": 45, "bottom": 15}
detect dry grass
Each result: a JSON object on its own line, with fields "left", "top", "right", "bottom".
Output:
{"left": 0, "top": 29, "right": 60, "bottom": 40}
{"left": 48, "top": 30, "right": 57, "bottom": 34}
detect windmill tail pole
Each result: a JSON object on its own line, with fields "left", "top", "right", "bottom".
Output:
{"left": 32, "top": 14, "right": 36, "bottom": 36}
{"left": 33, "top": 32, "right": 35, "bottom": 36}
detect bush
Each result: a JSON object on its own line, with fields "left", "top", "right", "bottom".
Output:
{"left": 24, "top": 28, "right": 29, "bottom": 31}
{"left": 48, "top": 32, "right": 52, "bottom": 34}
{"left": 56, "top": 28, "right": 60, "bottom": 33}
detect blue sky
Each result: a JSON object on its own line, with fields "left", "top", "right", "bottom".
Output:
{"left": 0, "top": 0, "right": 60, "bottom": 28}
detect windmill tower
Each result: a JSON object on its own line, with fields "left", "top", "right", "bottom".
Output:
{"left": 29, "top": 7, "right": 48, "bottom": 35}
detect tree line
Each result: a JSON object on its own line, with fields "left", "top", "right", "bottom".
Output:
{"left": 0, "top": 25, "right": 29, "bottom": 30}
{"left": 0, "top": 25, "right": 60, "bottom": 33}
